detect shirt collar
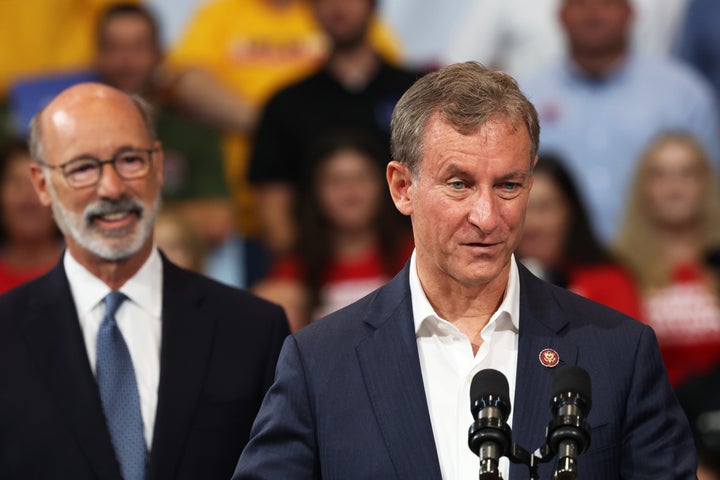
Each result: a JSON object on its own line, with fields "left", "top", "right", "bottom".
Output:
{"left": 64, "top": 247, "right": 163, "bottom": 316}
{"left": 409, "top": 250, "right": 520, "bottom": 335}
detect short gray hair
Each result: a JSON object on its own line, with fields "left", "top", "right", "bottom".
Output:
{"left": 27, "top": 91, "right": 157, "bottom": 165}
{"left": 391, "top": 62, "right": 540, "bottom": 175}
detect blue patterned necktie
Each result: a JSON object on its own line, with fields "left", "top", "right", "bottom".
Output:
{"left": 96, "top": 291, "right": 147, "bottom": 480}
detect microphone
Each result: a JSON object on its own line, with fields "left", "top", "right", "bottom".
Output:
{"left": 546, "top": 366, "right": 592, "bottom": 480}
{"left": 468, "top": 369, "right": 512, "bottom": 480}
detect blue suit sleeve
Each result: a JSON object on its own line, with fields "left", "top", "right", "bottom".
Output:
{"left": 621, "top": 325, "right": 697, "bottom": 479}
{"left": 232, "top": 335, "right": 320, "bottom": 480}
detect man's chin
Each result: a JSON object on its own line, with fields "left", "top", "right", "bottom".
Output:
{"left": 80, "top": 232, "right": 147, "bottom": 262}
{"left": 94, "top": 224, "right": 137, "bottom": 239}
{"left": 453, "top": 261, "right": 509, "bottom": 286}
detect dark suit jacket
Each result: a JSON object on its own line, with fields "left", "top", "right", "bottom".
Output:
{"left": 0, "top": 255, "right": 289, "bottom": 480}
{"left": 234, "top": 261, "right": 696, "bottom": 479}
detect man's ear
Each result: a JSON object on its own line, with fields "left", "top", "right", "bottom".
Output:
{"left": 386, "top": 160, "right": 414, "bottom": 216}
{"left": 29, "top": 163, "right": 53, "bottom": 207}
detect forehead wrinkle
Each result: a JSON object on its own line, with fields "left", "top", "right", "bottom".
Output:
{"left": 442, "top": 160, "right": 532, "bottom": 181}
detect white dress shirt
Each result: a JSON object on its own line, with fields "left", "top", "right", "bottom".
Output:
{"left": 65, "top": 248, "right": 163, "bottom": 449}
{"left": 410, "top": 251, "right": 520, "bottom": 480}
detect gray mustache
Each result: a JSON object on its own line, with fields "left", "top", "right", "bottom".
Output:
{"left": 84, "top": 197, "right": 144, "bottom": 223}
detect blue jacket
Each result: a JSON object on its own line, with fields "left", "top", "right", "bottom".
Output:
{"left": 234, "top": 261, "right": 696, "bottom": 479}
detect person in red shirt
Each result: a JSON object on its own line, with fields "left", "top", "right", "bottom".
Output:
{"left": 0, "top": 140, "right": 62, "bottom": 293}
{"left": 253, "top": 131, "right": 412, "bottom": 331}
{"left": 615, "top": 132, "right": 720, "bottom": 387}
{"left": 517, "top": 154, "right": 642, "bottom": 319}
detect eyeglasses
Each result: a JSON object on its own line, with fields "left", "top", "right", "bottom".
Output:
{"left": 40, "top": 148, "right": 157, "bottom": 189}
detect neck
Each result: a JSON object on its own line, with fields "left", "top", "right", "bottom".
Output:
{"left": 570, "top": 47, "right": 626, "bottom": 78}
{"left": 660, "top": 223, "right": 704, "bottom": 265}
{"left": 417, "top": 256, "right": 510, "bottom": 353}
{"left": 327, "top": 43, "right": 379, "bottom": 91}
{"left": 3, "top": 238, "right": 61, "bottom": 268}
{"left": 67, "top": 240, "right": 154, "bottom": 290}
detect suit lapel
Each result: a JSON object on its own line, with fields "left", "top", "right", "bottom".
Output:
{"left": 355, "top": 266, "right": 442, "bottom": 480}
{"left": 509, "top": 265, "right": 578, "bottom": 480}
{"left": 21, "top": 261, "right": 122, "bottom": 480}
{"left": 148, "top": 258, "right": 215, "bottom": 479}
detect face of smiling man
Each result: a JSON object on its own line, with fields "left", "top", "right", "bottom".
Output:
{"left": 29, "top": 83, "right": 163, "bottom": 267}
{"left": 389, "top": 112, "right": 535, "bottom": 294}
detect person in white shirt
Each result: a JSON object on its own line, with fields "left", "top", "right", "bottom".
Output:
{"left": 0, "top": 82, "right": 289, "bottom": 480}
{"left": 233, "top": 62, "right": 696, "bottom": 479}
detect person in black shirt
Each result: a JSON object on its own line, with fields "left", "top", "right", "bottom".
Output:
{"left": 249, "top": 0, "right": 418, "bottom": 255}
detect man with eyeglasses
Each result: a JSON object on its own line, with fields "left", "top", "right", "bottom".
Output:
{"left": 0, "top": 82, "right": 290, "bottom": 480}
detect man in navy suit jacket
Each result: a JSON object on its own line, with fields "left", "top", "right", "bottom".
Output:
{"left": 233, "top": 62, "right": 696, "bottom": 479}
{"left": 0, "top": 83, "right": 289, "bottom": 479}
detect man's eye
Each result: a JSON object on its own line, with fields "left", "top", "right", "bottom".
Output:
{"left": 449, "top": 181, "right": 466, "bottom": 190}
{"left": 66, "top": 161, "right": 98, "bottom": 175}
{"left": 501, "top": 182, "right": 520, "bottom": 191}
{"left": 119, "top": 154, "right": 143, "bottom": 165}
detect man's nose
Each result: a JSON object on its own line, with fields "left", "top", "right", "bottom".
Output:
{"left": 95, "top": 162, "right": 127, "bottom": 198}
{"left": 467, "top": 189, "right": 500, "bottom": 234}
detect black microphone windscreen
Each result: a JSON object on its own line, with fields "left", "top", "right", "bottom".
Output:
{"left": 551, "top": 366, "right": 592, "bottom": 410}
{"left": 470, "top": 369, "right": 510, "bottom": 405}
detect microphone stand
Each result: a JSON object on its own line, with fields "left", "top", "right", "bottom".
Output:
{"left": 507, "top": 442, "right": 555, "bottom": 480}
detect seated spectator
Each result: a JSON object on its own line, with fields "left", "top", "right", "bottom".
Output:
{"left": 614, "top": 132, "right": 720, "bottom": 387}
{"left": 0, "top": 140, "right": 62, "bottom": 293}
{"left": 95, "top": 3, "right": 232, "bottom": 247}
{"left": 441, "top": 0, "right": 689, "bottom": 78}
{"left": 95, "top": 3, "right": 272, "bottom": 288}
{"left": 248, "top": 0, "right": 418, "bottom": 256}
{"left": 517, "top": 154, "right": 641, "bottom": 318}
{"left": 168, "top": 0, "right": 403, "bottom": 238}
{"left": 253, "top": 131, "right": 413, "bottom": 331}
{"left": 520, "top": 0, "right": 720, "bottom": 244}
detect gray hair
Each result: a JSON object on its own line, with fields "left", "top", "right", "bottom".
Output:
{"left": 390, "top": 61, "right": 540, "bottom": 175}
{"left": 28, "top": 91, "right": 157, "bottom": 166}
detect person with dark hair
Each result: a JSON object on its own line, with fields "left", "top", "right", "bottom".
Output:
{"left": 0, "top": 83, "right": 289, "bottom": 480}
{"left": 517, "top": 154, "right": 641, "bottom": 318}
{"left": 95, "top": 2, "right": 273, "bottom": 289}
{"left": 253, "top": 130, "right": 412, "bottom": 330}
{"left": 233, "top": 62, "right": 695, "bottom": 479}
{"left": 0, "top": 139, "right": 62, "bottom": 293}
{"left": 248, "top": 0, "right": 418, "bottom": 256}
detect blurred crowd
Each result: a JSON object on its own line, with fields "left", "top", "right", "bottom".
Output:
{"left": 0, "top": 0, "right": 719, "bottom": 476}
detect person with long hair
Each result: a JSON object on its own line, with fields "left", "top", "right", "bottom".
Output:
{"left": 517, "top": 154, "right": 641, "bottom": 318}
{"left": 253, "top": 130, "right": 412, "bottom": 331}
{"left": 615, "top": 131, "right": 720, "bottom": 387}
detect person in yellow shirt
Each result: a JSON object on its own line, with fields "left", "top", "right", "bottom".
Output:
{"left": 168, "top": 0, "right": 403, "bottom": 237}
